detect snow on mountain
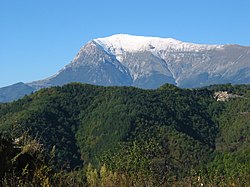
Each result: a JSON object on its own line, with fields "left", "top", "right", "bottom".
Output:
{"left": 1, "top": 34, "right": 250, "bottom": 102}
{"left": 94, "top": 34, "right": 223, "bottom": 55}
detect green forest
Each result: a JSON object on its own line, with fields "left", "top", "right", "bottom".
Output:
{"left": 0, "top": 83, "right": 249, "bottom": 186}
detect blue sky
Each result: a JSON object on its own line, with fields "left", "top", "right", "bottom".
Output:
{"left": 1, "top": 0, "right": 250, "bottom": 87}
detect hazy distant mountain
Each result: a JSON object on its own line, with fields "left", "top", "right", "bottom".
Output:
{"left": 0, "top": 82, "right": 35, "bottom": 103}
{"left": 1, "top": 34, "right": 250, "bottom": 102}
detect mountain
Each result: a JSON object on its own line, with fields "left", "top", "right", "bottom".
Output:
{"left": 0, "top": 82, "right": 35, "bottom": 103}
{"left": 1, "top": 34, "right": 250, "bottom": 102}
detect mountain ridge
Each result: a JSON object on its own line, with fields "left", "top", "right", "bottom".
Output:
{"left": 94, "top": 34, "right": 223, "bottom": 54}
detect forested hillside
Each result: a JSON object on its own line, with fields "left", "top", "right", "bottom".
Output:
{"left": 0, "top": 83, "right": 249, "bottom": 186}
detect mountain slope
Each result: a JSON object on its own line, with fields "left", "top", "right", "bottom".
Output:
{"left": 21, "top": 34, "right": 250, "bottom": 89}
{"left": 0, "top": 82, "right": 35, "bottom": 103}
{"left": 29, "top": 41, "right": 133, "bottom": 89}
{"left": 0, "top": 83, "right": 249, "bottom": 185}
{"left": 0, "top": 83, "right": 218, "bottom": 175}
{"left": 1, "top": 34, "right": 250, "bottom": 102}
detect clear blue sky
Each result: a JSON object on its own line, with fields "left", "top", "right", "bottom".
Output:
{"left": 1, "top": 0, "right": 250, "bottom": 87}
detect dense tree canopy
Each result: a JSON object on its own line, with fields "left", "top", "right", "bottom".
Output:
{"left": 0, "top": 83, "right": 249, "bottom": 186}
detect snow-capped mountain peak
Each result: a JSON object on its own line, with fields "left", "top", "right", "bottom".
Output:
{"left": 93, "top": 34, "right": 223, "bottom": 56}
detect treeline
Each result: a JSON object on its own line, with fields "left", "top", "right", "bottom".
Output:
{"left": 0, "top": 83, "right": 249, "bottom": 186}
